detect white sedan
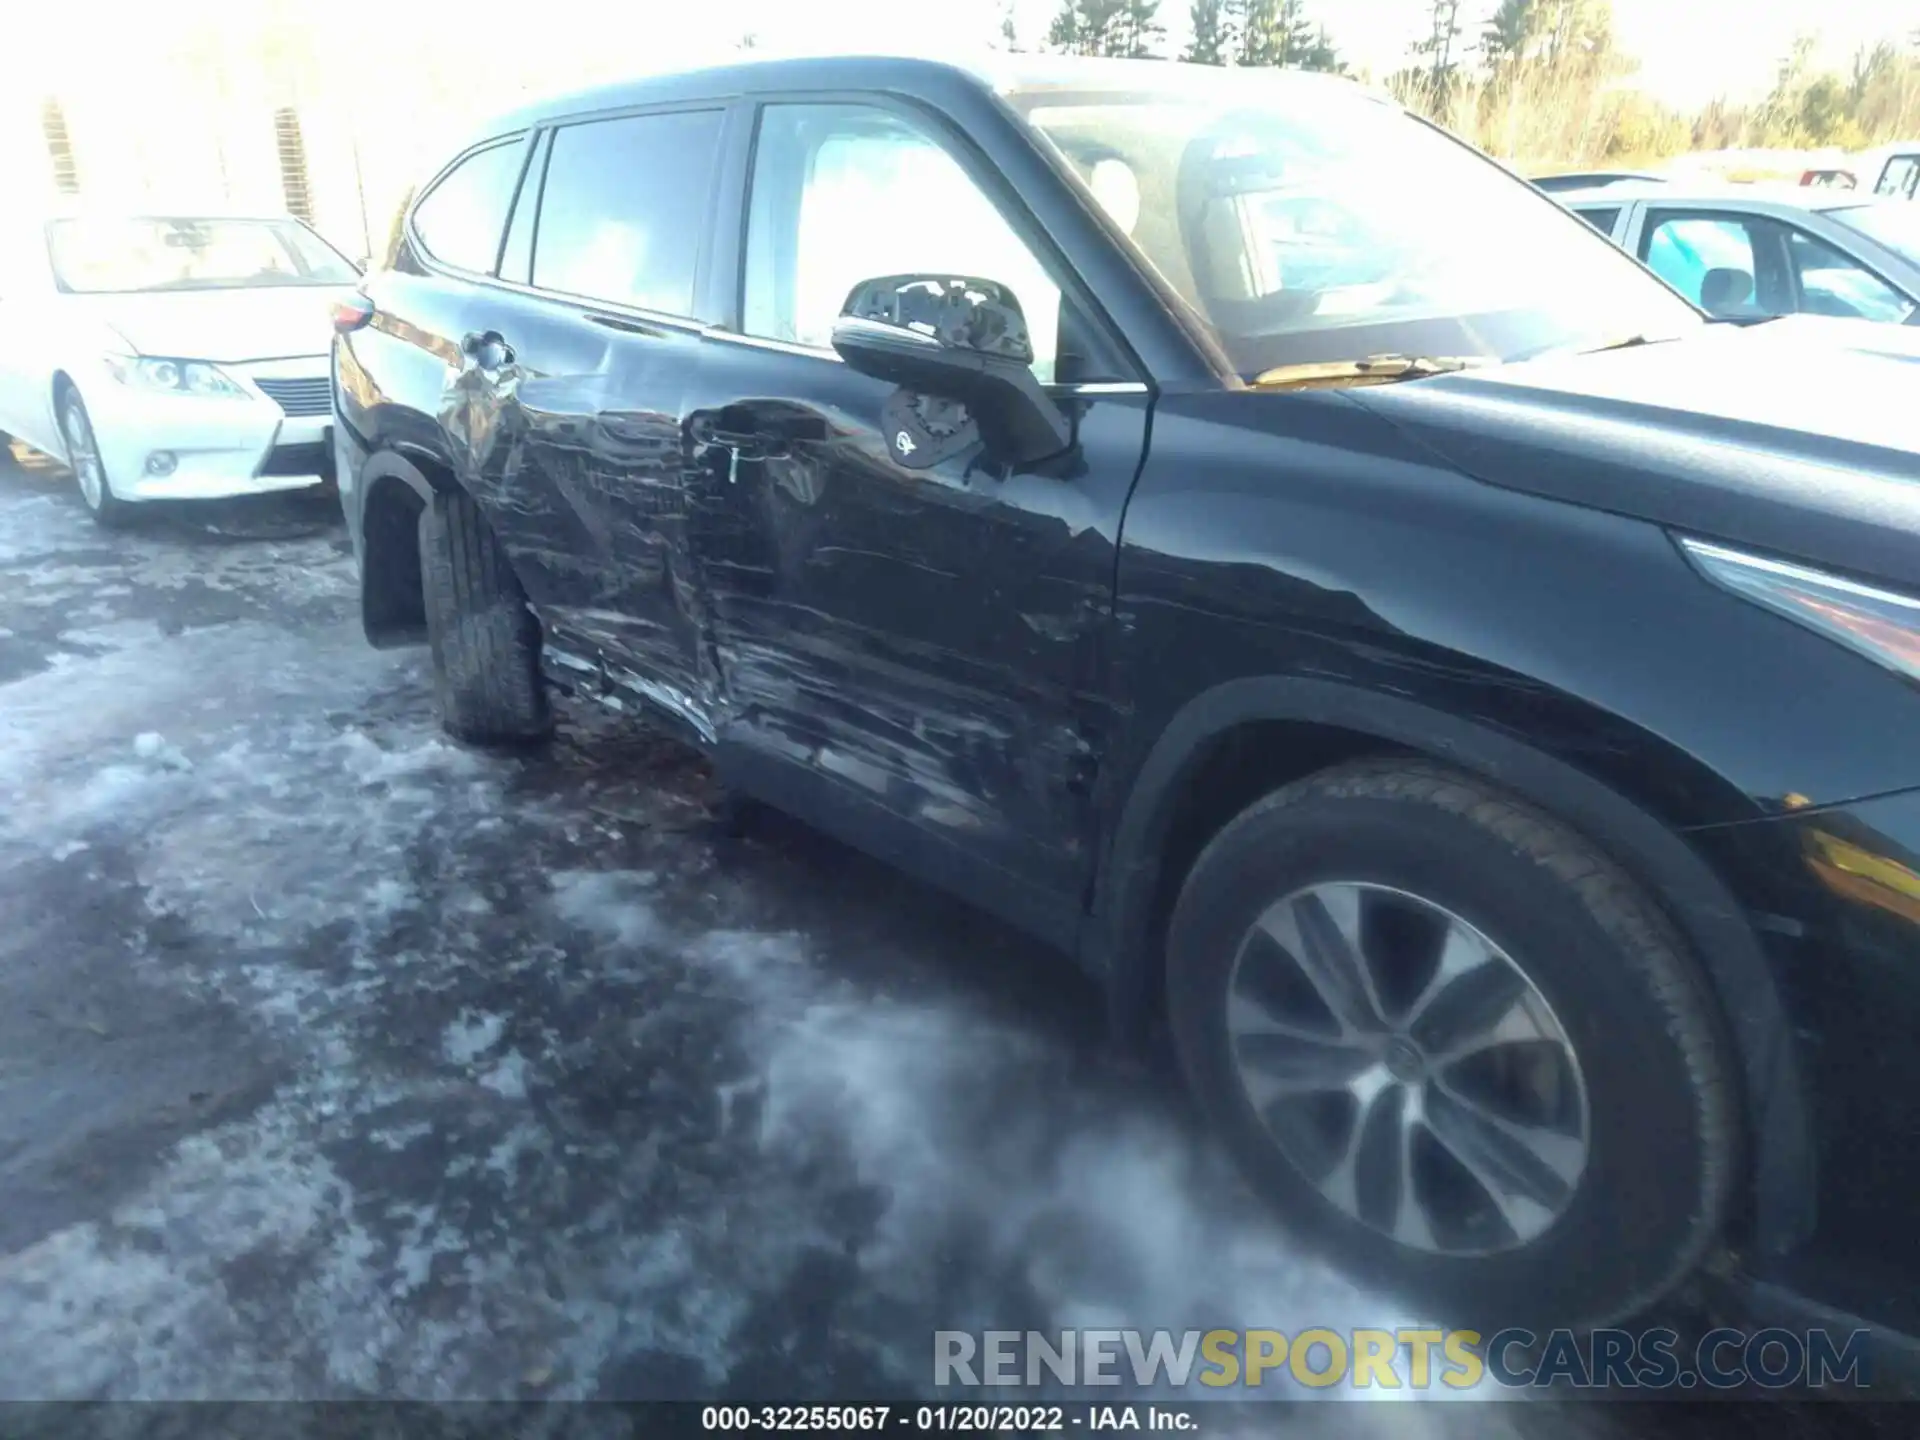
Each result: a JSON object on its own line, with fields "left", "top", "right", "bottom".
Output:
{"left": 0, "top": 209, "right": 360, "bottom": 525}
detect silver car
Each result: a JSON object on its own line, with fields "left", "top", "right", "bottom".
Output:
{"left": 1561, "top": 184, "right": 1920, "bottom": 326}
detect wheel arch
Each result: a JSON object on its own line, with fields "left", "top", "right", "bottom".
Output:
{"left": 50, "top": 369, "right": 80, "bottom": 456}
{"left": 1085, "top": 673, "right": 1814, "bottom": 1258}
{"left": 355, "top": 447, "right": 450, "bottom": 650}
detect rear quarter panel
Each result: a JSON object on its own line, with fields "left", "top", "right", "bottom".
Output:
{"left": 332, "top": 251, "right": 476, "bottom": 527}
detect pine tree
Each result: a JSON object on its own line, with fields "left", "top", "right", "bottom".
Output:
{"left": 1047, "top": 0, "right": 1136, "bottom": 56}
{"left": 1232, "top": 0, "right": 1289, "bottom": 67}
{"left": 1047, "top": 0, "right": 1085, "bottom": 53}
{"left": 1298, "top": 22, "right": 1344, "bottom": 73}
{"left": 1414, "top": 0, "right": 1464, "bottom": 93}
{"left": 1185, "top": 0, "right": 1229, "bottom": 64}
{"left": 1116, "top": 0, "right": 1166, "bottom": 57}
{"left": 1278, "top": 0, "right": 1317, "bottom": 66}
{"left": 1481, "top": 0, "right": 1537, "bottom": 70}
{"left": 1228, "top": 0, "right": 1338, "bottom": 70}
{"left": 999, "top": 1, "right": 1022, "bottom": 51}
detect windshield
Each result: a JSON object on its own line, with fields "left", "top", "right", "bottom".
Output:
{"left": 1826, "top": 204, "right": 1920, "bottom": 268}
{"left": 45, "top": 216, "right": 359, "bottom": 294}
{"left": 1009, "top": 75, "right": 1703, "bottom": 377}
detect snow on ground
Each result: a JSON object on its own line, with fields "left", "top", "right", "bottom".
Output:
{"left": 0, "top": 447, "right": 1538, "bottom": 1435}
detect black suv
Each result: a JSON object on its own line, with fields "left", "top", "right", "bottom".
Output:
{"left": 334, "top": 54, "right": 1920, "bottom": 1344}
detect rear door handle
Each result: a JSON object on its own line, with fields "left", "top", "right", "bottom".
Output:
{"left": 690, "top": 415, "right": 773, "bottom": 456}
{"left": 691, "top": 413, "right": 826, "bottom": 453}
{"left": 461, "top": 330, "right": 515, "bottom": 366}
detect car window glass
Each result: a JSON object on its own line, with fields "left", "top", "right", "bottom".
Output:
{"left": 1576, "top": 207, "right": 1620, "bottom": 236}
{"left": 1644, "top": 215, "right": 1764, "bottom": 315}
{"left": 533, "top": 110, "right": 722, "bottom": 316}
{"left": 743, "top": 103, "right": 1062, "bottom": 381}
{"left": 1787, "top": 230, "right": 1917, "bottom": 324}
{"left": 1874, "top": 156, "right": 1920, "bottom": 200}
{"left": 412, "top": 141, "right": 525, "bottom": 274}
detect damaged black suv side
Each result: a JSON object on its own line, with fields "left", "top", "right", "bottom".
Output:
{"left": 334, "top": 53, "right": 1920, "bottom": 1350}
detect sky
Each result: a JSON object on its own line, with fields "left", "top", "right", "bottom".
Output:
{"left": 8, "top": 0, "right": 1918, "bottom": 118}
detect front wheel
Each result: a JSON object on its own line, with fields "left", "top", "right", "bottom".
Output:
{"left": 58, "top": 387, "right": 130, "bottom": 527}
{"left": 418, "top": 487, "right": 551, "bottom": 746}
{"left": 1166, "top": 759, "right": 1738, "bottom": 1331}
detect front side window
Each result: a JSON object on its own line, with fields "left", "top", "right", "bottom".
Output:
{"left": 532, "top": 109, "right": 723, "bottom": 316}
{"left": 1788, "top": 231, "right": 1915, "bottom": 324}
{"left": 412, "top": 141, "right": 525, "bottom": 274}
{"left": 1008, "top": 70, "right": 1701, "bottom": 376}
{"left": 45, "top": 216, "right": 359, "bottom": 294}
{"left": 1575, "top": 207, "right": 1621, "bottom": 236}
{"left": 742, "top": 103, "right": 1062, "bottom": 380}
{"left": 1828, "top": 203, "right": 1920, "bottom": 270}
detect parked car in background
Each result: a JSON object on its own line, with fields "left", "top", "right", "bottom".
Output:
{"left": 1563, "top": 184, "right": 1920, "bottom": 324}
{"left": 1795, "top": 147, "right": 1920, "bottom": 199}
{"left": 1529, "top": 169, "right": 1667, "bottom": 194}
{"left": 0, "top": 208, "right": 360, "bottom": 524}
{"left": 338, "top": 54, "right": 1920, "bottom": 1358}
{"left": 1854, "top": 143, "right": 1920, "bottom": 200}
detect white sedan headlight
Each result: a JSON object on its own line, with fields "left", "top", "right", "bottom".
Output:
{"left": 1681, "top": 537, "right": 1920, "bottom": 681}
{"left": 104, "top": 355, "right": 249, "bottom": 399}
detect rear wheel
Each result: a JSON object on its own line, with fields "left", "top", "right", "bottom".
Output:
{"left": 1165, "top": 759, "right": 1737, "bottom": 1330}
{"left": 58, "top": 387, "right": 130, "bottom": 527}
{"left": 418, "top": 487, "right": 550, "bottom": 746}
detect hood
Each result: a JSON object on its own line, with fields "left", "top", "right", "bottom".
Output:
{"left": 1355, "top": 316, "right": 1920, "bottom": 590}
{"left": 64, "top": 285, "right": 350, "bottom": 364}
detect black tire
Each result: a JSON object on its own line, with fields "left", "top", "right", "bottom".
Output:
{"left": 57, "top": 386, "right": 131, "bottom": 528}
{"left": 418, "top": 487, "right": 551, "bottom": 746}
{"left": 1165, "top": 758, "right": 1738, "bottom": 1331}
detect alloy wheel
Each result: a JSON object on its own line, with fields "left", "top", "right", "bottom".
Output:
{"left": 62, "top": 396, "right": 105, "bottom": 511}
{"left": 1225, "top": 881, "right": 1590, "bottom": 1256}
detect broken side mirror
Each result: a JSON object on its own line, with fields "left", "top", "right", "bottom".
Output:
{"left": 829, "top": 274, "right": 1070, "bottom": 470}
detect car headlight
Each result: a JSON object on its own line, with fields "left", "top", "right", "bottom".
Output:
{"left": 1680, "top": 537, "right": 1920, "bottom": 680}
{"left": 104, "top": 355, "right": 249, "bottom": 399}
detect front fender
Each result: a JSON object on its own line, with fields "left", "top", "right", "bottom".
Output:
{"left": 1086, "top": 673, "right": 1813, "bottom": 1259}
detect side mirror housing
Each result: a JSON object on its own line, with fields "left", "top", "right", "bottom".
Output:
{"left": 829, "top": 275, "right": 1070, "bottom": 469}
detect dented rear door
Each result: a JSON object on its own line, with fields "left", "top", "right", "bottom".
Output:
{"left": 462, "top": 105, "right": 731, "bottom": 739}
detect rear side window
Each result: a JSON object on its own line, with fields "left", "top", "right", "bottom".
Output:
{"left": 1787, "top": 230, "right": 1915, "bottom": 324}
{"left": 1575, "top": 207, "right": 1620, "bottom": 236}
{"left": 411, "top": 140, "right": 525, "bottom": 274}
{"left": 532, "top": 109, "right": 723, "bottom": 316}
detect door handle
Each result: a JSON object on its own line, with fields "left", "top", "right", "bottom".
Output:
{"left": 691, "top": 412, "right": 826, "bottom": 453}
{"left": 689, "top": 415, "right": 770, "bottom": 455}
{"left": 461, "top": 330, "right": 515, "bottom": 366}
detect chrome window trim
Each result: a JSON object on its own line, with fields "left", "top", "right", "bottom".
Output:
{"left": 697, "top": 326, "right": 1150, "bottom": 395}
{"left": 404, "top": 133, "right": 532, "bottom": 281}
